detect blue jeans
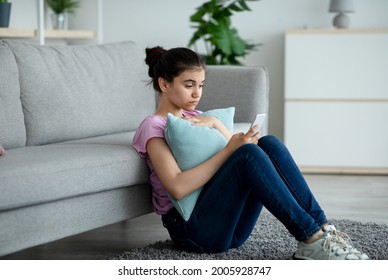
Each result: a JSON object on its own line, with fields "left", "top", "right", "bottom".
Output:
{"left": 162, "top": 135, "right": 328, "bottom": 253}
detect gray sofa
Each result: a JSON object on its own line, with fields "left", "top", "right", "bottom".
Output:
{"left": 0, "top": 40, "right": 269, "bottom": 257}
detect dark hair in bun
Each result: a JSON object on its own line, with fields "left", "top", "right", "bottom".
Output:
{"left": 145, "top": 46, "right": 205, "bottom": 93}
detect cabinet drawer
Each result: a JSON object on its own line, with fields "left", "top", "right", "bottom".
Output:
{"left": 284, "top": 102, "right": 388, "bottom": 169}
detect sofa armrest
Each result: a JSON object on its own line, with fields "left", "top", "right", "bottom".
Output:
{"left": 199, "top": 65, "right": 269, "bottom": 126}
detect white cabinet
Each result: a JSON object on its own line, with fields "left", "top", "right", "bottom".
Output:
{"left": 284, "top": 29, "right": 388, "bottom": 174}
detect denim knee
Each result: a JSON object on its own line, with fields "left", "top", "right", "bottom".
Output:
{"left": 235, "top": 143, "right": 261, "bottom": 156}
{"left": 258, "top": 135, "right": 281, "bottom": 148}
{"left": 231, "top": 143, "right": 270, "bottom": 169}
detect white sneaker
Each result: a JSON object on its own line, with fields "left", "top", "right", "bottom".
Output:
{"left": 293, "top": 231, "right": 370, "bottom": 260}
{"left": 322, "top": 224, "right": 353, "bottom": 245}
{"left": 322, "top": 224, "right": 369, "bottom": 256}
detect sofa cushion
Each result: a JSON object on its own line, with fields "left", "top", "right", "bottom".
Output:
{"left": 56, "top": 131, "right": 137, "bottom": 146}
{"left": 198, "top": 65, "right": 269, "bottom": 124}
{"left": 0, "top": 132, "right": 150, "bottom": 211}
{"left": 3, "top": 40, "right": 155, "bottom": 146}
{"left": 0, "top": 42, "right": 26, "bottom": 149}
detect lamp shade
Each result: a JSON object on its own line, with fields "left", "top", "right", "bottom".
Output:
{"left": 329, "top": 0, "right": 354, "bottom": 13}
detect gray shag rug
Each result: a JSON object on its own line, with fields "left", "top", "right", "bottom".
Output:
{"left": 110, "top": 212, "right": 388, "bottom": 260}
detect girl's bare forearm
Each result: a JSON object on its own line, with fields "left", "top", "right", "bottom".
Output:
{"left": 168, "top": 146, "right": 233, "bottom": 200}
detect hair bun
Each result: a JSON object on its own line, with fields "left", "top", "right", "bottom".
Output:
{"left": 145, "top": 46, "right": 166, "bottom": 78}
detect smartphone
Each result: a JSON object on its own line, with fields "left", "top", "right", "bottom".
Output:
{"left": 250, "top": 113, "right": 266, "bottom": 136}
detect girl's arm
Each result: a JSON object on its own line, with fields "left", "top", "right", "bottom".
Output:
{"left": 147, "top": 125, "right": 260, "bottom": 200}
{"left": 183, "top": 115, "right": 233, "bottom": 140}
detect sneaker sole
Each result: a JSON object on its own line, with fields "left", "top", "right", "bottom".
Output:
{"left": 292, "top": 253, "right": 312, "bottom": 260}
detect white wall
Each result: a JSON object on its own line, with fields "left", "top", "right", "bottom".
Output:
{"left": 7, "top": 0, "right": 388, "bottom": 138}
{"left": 102, "top": 0, "right": 388, "bottom": 138}
{"left": 8, "top": 0, "right": 98, "bottom": 31}
{"left": 8, "top": 0, "right": 37, "bottom": 28}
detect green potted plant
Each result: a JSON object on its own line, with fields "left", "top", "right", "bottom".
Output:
{"left": 45, "top": 0, "right": 80, "bottom": 30}
{"left": 188, "top": 0, "right": 261, "bottom": 65}
{"left": 0, "top": 0, "right": 12, "bottom": 28}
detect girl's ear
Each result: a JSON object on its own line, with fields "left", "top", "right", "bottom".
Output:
{"left": 158, "top": 77, "right": 169, "bottom": 93}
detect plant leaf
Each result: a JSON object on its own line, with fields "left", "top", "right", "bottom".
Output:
{"left": 237, "top": 0, "right": 251, "bottom": 11}
{"left": 187, "top": 0, "right": 261, "bottom": 65}
{"left": 190, "top": 7, "right": 207, "bottom": 23}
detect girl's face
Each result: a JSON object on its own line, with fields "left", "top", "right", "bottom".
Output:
{"left": 163, "top": 68, "right": 205, "bottom": 111}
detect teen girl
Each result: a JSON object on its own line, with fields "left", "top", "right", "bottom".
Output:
{"left": 132, "top": 46, "right": 369, "bottom": 260}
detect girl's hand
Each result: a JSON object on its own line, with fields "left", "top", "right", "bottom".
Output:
{"left": 182, "top": 115, "right": 218, "bottom": 128}
{"left": 225, "top": 125, "right": 260, "bottom": 153}
{"left": 183, "top": 116, "right": 233, "bottom": 140}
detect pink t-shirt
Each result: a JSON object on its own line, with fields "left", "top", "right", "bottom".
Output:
{"left": 132, "top": 110, "right": 201, "bottom": 215}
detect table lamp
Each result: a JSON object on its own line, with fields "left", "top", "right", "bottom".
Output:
{"left": 329, "top": 0, "right": 355, "bottom": 29}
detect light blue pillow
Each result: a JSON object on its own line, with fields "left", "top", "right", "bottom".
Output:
{"left": 164, "top": 107, "right": 235, "bottom": 221}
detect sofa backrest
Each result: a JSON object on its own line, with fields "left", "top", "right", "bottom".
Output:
{"left": 0, "top": 42, "right": 27, "bottom": 149}
{"left": 199, "top": 65, "right": 269, "bottom": 123}
{"left": 1, "top": 40, "right": 155, "bottom": 147}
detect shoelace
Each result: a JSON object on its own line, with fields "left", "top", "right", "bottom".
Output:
{"left": 323, "top": 225, "right": 353, "bottom": 246}
{"left": 322, "top": 233, "right": 351, "bottom": 259}
{"left": 330, "top": 230, "right": 353, "bottom": 246}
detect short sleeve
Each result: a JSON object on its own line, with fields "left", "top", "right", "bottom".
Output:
{"left": 132, "top": 115, "right": 166, "bottom": 158}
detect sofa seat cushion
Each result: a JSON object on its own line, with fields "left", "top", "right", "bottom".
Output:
{"left": 233, "top": 123, "right": 251, "bottom": 134}
{"left": 56, "top": 131, "right": 137, "bottom": 146}
{"left": 0, "top": 132, "right": 150, "bottom": 211}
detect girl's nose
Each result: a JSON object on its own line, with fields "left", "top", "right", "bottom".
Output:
{"left": 192, "top": 88, "right": 201, "bottom": 98}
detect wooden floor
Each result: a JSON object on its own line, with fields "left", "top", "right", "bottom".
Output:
{"left": 2, "top": 174, "right": 388, "bottom": 260}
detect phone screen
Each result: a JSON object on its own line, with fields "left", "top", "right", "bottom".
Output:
{"left": 251, "top": 114, "right": 266, "bottom": 128}
{"left": 250, "top": 113, "right": 266, "bottom": 136}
